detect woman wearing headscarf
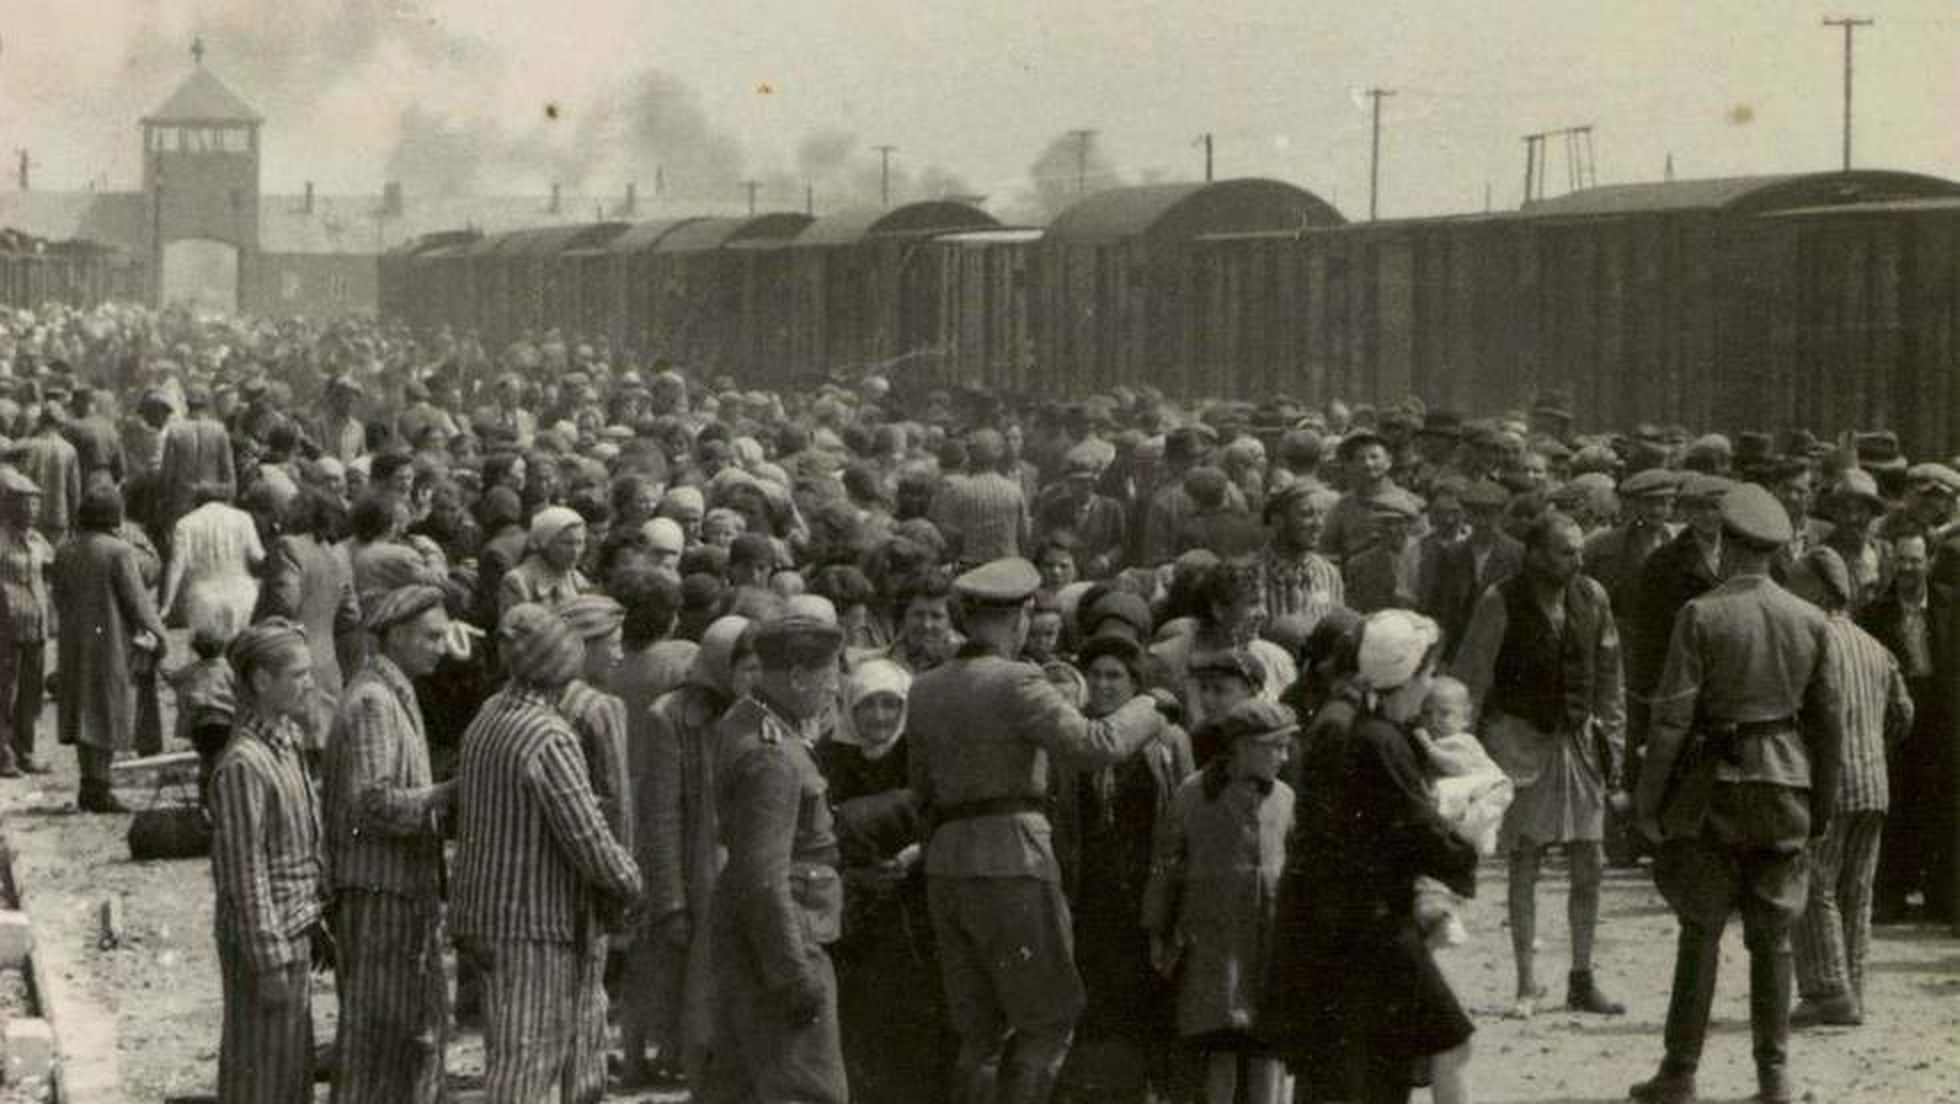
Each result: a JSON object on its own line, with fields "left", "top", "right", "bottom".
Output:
{"left": 160, "top": 479, "right": 265, "bottom": 643}
{"left": 627, "top": 615, "right": 761, "bottom": 1086}
{"left": 1260, "top": 610, "right": 1478, "bottom": 1104}
{"left": 1053, "top": 632, "right": 1194, "bottom": 1103}
{"left": 209, "top": 619, "right": 329, "bottom": 1104}
{"left": 53, "top": 484, "right": 169, "bottom": 811}
{"left": 498, "top": 504, "right": 593, "bottom": 619}
{"left": 814, "top": 657, "right": 947, "bottom": 1103}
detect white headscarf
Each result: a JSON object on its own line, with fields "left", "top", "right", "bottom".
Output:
{"left": 836, "top": 657, "right": 912, "bottom": 759}
{"left": 1355, "top": 609, "right": 1442, "bottom": 691}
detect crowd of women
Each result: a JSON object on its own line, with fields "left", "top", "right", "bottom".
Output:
{"left": 0, "top": 298, "right": 1956, "bottom": 1103}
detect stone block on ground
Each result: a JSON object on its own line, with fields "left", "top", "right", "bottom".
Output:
{"left": 2, "top": 1014, "right": 56, "bottom": 1083}
{"left": 0, "top": 911, "right": 31, "bottom": 968}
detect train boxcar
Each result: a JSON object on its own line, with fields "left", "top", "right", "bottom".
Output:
{"left": 641, "top": 213, "right": 812, "bottom": 373}
{"left": 1186, "top": 169, "right": 1960, "bottom": 454}
{"left": 567, "top": 218, "right": 704, "bottom": 352}
{"left": 1033, "top": 179, "right": 1346, "bottom": 399}
{"left": 780, "top": 201, "right": 998, "bottom": 383}
{"left": 915, "top": 228, "right": 1045, "bottom": 393}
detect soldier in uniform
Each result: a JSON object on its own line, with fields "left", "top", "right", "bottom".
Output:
{"left": 907, "top": 557, "right": 1171, "bottom": 1104}
{"left": 1631, "top": 484, "right": 1845, "bottom": 1104}
{"left": 696, "top": 612, "right": 850, "bottom": 1104}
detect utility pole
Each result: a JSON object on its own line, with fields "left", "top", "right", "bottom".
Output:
{"left": 1365, "top": 88, "right": 1394, "bottom": 220}
{"left": 872, "top": 144, "right": 898, "bottom": 206}
{"left": 1665, "top": 151, "right": 1675, "bottom": 182}
{"left": 805, "top": 182, "right": 814, "bottom": 216}
{"left": 1198, "top": 132, "right": 1214, "bottom": 182}
{"left": 742, "top": 180, "right": 759, "bottom": 215}
{"left": 1068, "top": 129, "right": 1098, "bottom": 196}
{"left": 14, "top": 149, "right": 29, "bottom": 191}
{"left": 1823, "top": 16, "right": 1873, "bottom": 170}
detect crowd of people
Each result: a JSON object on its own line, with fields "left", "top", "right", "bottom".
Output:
{"left": 0, "top": 297, "right": 1955, "bottom": 1104}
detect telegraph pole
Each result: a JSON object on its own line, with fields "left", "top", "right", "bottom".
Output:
{"left": 1068, "top": 129, "right": 1098, "bottom": 196}
{"left": 1823, "top": 16, "right": 1873, "bottom": 170}
{"left": 1365, "top": 88, "right": 1395, "bottom": 220}
{"left": 742, "top": 180, "right": 759, "bottom": 215}
{"left": 1198, "top": 133, "right": 1214, "bottom": 182}
{"left": 872, "top": 144, "right": 898, "bottom": 206}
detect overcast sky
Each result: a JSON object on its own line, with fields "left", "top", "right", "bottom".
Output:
{"left": 2, "top": 0, "right": 1955, "bottom": 221}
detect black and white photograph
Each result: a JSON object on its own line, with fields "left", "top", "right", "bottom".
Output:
{"left": 0, "top": 2, "right": 1955, "bottom": 1101}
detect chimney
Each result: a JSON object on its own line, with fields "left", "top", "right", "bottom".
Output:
{"left": 381, "top": 181, "right": 403, "bottom": 217}
{"left": 16, "top": 150, "right": 28, "bottom": 192}
{"left": 303, "top": 181, "right": 315, "bottom": 214}
{"left": 624, "top": 182, "right": 637, "bottom": 216}
{"left": 549, "top": 182, "right": 561, "bottom": 214}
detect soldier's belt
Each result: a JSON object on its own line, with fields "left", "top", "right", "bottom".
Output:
{"left": 1700, "top": 716, "right": 1797, "bottom": 765}
{"left": 932, "top": 796, "right": 1047, "bottom": 825}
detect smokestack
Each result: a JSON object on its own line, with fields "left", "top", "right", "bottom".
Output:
{"left": 304, "top": 181, "right": 314, "bottom": 214}
{"left": 549, "top": 182, "right": 561, "bottom": 214}
{"left": 381, "top": 181, "right": 403, "bottom": 217}
{"left": 17, "top": 151, "right": 28, "bottom": 192}
{"left": 655, "top": 166, "right": 665, "bottom": 198}
{"left": 624, "top": 182, "right": 637, "bottom": 216}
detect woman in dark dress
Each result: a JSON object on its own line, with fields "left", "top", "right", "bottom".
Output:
{"left": 814, "top": 657, "right": 947, "bottom": 1104}
{"left": 1261, "top": 609, "right": 1478, "bottom": 1104}
{"left": 1054, "top": 633, "right": 1195, "bottom": 1102}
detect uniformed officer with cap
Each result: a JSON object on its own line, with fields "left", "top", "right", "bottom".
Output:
{"left": 1631, "top": 484, "right": 1845, "bottom": 1104}
{"left": 908, "top": 557, "right": 1171, "bottom": 1104}
{"left": 698, "top": 611, "right": 851, "bottom": 1104}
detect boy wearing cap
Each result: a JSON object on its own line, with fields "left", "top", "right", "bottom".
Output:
{"left": 908, "top": 556, "right": 1171, "bottom": 1104}
{"left": 696, "top": 613, "right": 849, "bottom": 1103}
{"left": 1632, "top": 485, "right": 1846, "bottom": 1104}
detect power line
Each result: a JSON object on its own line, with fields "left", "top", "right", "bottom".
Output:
{"left": 1823, "top": 16, "right": 1874, "bottom": 171}
{"left": 1364, "top": 88, "right": 1394, "bottom": 220}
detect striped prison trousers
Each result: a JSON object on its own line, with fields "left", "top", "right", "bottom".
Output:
{"left": 217, "top": 925, "right": 314, "bottom": 1104}
{"left": 481, "top": 935, "right": 609, "bottom": 1104}
{"left": 331, "top": 890, "right": 447, "bottom": 1104}
{"left": 1793, "top": 809, "right": 1886, "bottom": 1004}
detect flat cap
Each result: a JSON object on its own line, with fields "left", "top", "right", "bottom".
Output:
{"left": 1678, "top": 473, "right": 1734, "bottom": 503}
{"left": 1335, "top": 428, "right": 1387, "bottom": 459}
{"left": 1824, "top": 469, "right": 1884, "bottom": 509}
{"left": 1907, "top": 462, "right": 1960, "bottom": 496}
{"left": 752, "top": 612, "right": 845, "bottom": 666}
{"left": 364, "top": 583, "right": 447, "bottom": 634}
{"left": 558, "top": 594, "right": 626, "bottom": 640}
{"left": 1461, "top": 479, "right": 1511, "bottom": 509}
{"left": 1619, "top": 467, "right": 1680, "bottom": 498}
{"left": 955, "top": 557, "right": 1042, "bottom": 607}
{"left": 1684, "top": 434, "right": 1733, "bottom": 462}
{"left": 1365, "top": 486, "right": 1423, "bottom": 519}
{"left": 1718, "top": 483, "right": 1793, "bottom": 548}
{"left": 1083, "top": 589, "right": 1154, "bottom": 639}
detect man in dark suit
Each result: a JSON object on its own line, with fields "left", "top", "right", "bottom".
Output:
{"left": 1425, "top": 479, "right": 1524, "bottom": 660}
{"left": 157, "top": 383, "right": 237, "bottom": 539}
{"left": 1863, "top": 534, "right": 1954, "bottom": 922}
{"left": 1627, "top": 474, "right": 1732, "bottom": 785}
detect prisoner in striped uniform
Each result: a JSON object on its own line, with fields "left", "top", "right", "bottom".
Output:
{"left": 453, "top": 604, "right": 643, "bottom": 1104}
{"left": 209, "top": 619, "right": 327, "bottom": 1104}
{"left": 1791, "top": 548, "right": 1914, "bottom": 1028}
{"left": 323, "top": 585, "right": 456, "bottom": 1103}
{"left": 558, "top": 594, "right": 635, "bottom": 853}
{"left": 695, "top": 612, "right": 850, "bottom": 1104}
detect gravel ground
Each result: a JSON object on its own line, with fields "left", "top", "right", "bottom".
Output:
{"left": 3, "top": 727, "right": 1957, "bottom": 1102}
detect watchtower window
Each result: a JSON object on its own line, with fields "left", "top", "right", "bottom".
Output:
{"left": 221, "top": 127, "right": 250, "bottom": 153}
{"left": 149, "top": 127, "right": 181, "bottom": 152}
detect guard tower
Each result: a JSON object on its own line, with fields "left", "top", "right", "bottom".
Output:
{"left": 141, "top": 39, "right": 262, "bottom": 307}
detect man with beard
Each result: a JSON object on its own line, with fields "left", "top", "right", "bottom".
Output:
{"left": 1452, "top": 511, "right": 1628, "bottom": 1019}
{"left": 323, "top": 585, "right": 456, "bottom": 1102}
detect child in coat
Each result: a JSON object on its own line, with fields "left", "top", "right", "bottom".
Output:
{"left": 1143, "top": 699, "right": 1297, "bottom": 1104}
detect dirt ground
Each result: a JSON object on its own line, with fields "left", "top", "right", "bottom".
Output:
{"left": 4, "top": 727, "right": 1958, "bottom": 1102}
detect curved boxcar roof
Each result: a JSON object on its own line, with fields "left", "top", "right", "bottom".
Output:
{"left": 604, "top": 218, "right": 706, "bottom": 254}
{"left": 1046, "top": 179, "right": 1345, "bottom": 243}
{"left": 491, "top": 221, "right": 630, "bottom": 256}
{"left": 793, "top": 200, "right": 998, "bottom": 247}
{"left": 1518, "top": 170, "right": 1960, "bottom": 218}
{"left": 387, "top": 229, "right": 481, "bottom": 257}
{"left": 654, "top": 212, "right": 814, "bottom": 253}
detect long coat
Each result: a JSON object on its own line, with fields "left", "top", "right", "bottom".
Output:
{"left": 1260, "top": 704, "right": 1477, "bottom": 1080}
{"left": 53, "top": 531, "right": 167, "bottom": 751}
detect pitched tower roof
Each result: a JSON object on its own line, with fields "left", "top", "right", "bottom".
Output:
{"left": 143, "top": 67, "right": 261, "bottom": 125}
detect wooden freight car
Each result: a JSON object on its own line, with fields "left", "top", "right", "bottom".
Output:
{"left": 563, "top": 218, "right": 703, "bottom": 352}
{"left": 1185, "top": 169, "right": 1960, "bottom": 456}
{"left": 639, "top": 213, "right": 812, "bottom": 373}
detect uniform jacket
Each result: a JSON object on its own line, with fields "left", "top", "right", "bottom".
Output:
{"left": 323, "top": 654, "right": 447, "bottom": 900}
{"left": 1638, "top": 574, "right": 1846, "bottom": 842}
{"left": 711, "top": 694, "right": 843, "bottom": 992}
{"left": 907, "top": 641, "right": 1166, "bottom": 881}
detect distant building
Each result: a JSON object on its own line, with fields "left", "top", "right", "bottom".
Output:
{"left": 0, "top": 52, "right": 736, "bottom": 318}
